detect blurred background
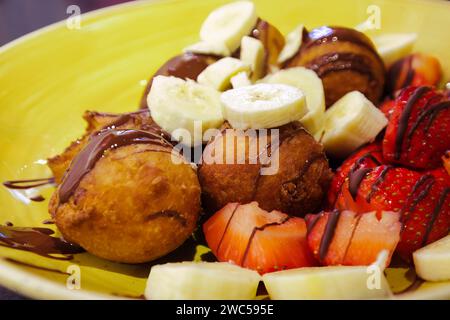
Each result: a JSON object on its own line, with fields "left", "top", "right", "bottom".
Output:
{"left": 0, "top": 0, "right": 135, "bottom": 299}
{"left": 0, "top": 0, "right": 135, "bottom": 45}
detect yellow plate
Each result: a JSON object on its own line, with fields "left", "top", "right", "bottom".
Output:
{"left": 0, "top": 0, "right": 449, "bottom": 300}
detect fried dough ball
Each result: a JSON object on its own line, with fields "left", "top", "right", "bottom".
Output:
{"left": 47, "top": 110, "right": 169, "bottom": 183}
{"left": 198, "top": 122, "right": 332, "bottom": 216}
{"left": 285, "top": 26, "right": 385, "bottom": 107}
{"left": 49, "top": 137, "right": 201, "bottom": 263}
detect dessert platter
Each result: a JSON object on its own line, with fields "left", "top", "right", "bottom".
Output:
{"left": 0, "top": 0, "right": 449, "bottom": 299}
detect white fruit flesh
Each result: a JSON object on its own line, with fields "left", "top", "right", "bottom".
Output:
{"left": 372, "top": 33, "right": 417, "bottom": 67}
{"left": 197, "top": 57, "right": 250, "bottom": 91}
{"left": 260, "top": 67, "right": 325, "bottom": 135}
{"left": 413, "top": 235, "right": 450, "bottom": 282}
{"left": 263, "top": 265, "right": 391, "bottom": 300}
{"left": 322, "top": 91, "right": 387, "bottom": 158}
{"left": 277, "top": 24, "right": 304, "bottom": 64}
{"left": 200, "top": 1, "right": 258, "bottom": 53}
{"left": 183, "top": 41, "right": 231, "bottom": 57}
{"left": 231, "top": 71, "right": 252, "bottom": 88}
{"left": 145, "top": 262, "right": 261, "bottom": 300}
{"left": 221, "top": 83, "right": 307, "bottom": 129}
{"left": 240, "top": 36, "right": 265, "bottom": 81}
{"left": 147, "top": 76, "right": 224, "bottom": 146}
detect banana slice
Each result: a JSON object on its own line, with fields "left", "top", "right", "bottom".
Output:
{"left": 231, "top": 71, "right": 252, "bottom": 88}
{"left": 277, "top": 24, "right": 304, "bottom": 64}
{"left": 263, "top": 262, "right": 391, "bottom": 300}
{"left": 200, "top": 1, "right": 258, "bottom": 53}
{"left": 221, "top": 83, "right": 307, "bottom": 129}
{"left": 260, "top": 67, "right": 325, "bottom": 135}
{"left": 240, "top": 36, "right": 265, "bottom": 81}
{"left": 413, "top": 235, "right": 450, "bottom": 282}
{"left": 322, "top": 91, "right": 387, "bottom": 158}
{"left": 183, "top": 41, "right": 231, "bottom": 57}
{"left": 372, "top": 33, "right": 417, "bottom": 67}
{"left": 147, "top": 76, "right": 224, "bottom": 146}
{"left": 197, "top": 57, "right": 251, "bottom": 91}
{"left": 145, "top": 262, "right": 261, "bottom": 300}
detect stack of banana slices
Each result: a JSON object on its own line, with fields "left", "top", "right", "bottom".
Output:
{"left": 146, "top": 1, "right": 388, "bottom": 158}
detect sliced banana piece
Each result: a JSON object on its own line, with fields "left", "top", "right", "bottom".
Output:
{"left": 322, "top": 91, "right": 387, "bottom": 158}
{"left": 372, "top": 33, "right": 417, "bottom": 67}
{"left": 413, "top": 235, "right": 450, "bottom": 282}
{"left": 240, "top": 36, "right": 265, "bottom": 81}
{"left": 263, "top": 264, "right": 391, "bottom": 300}
{"left": 147, "top": 76, "right": 224, "bottom": 146}
{"left": 221, "top": 83, "right": 307, "bottom": 129}
{"left": 200, "top": 1, "right": 258, "bottom": 53}
{"left": 145, "top": 262, "right": 261, "bottom": 300}
{"left": 183, "top": 41, "right": 231, "bottom": 57}
{"left": 260, "top": 67, "right": 325, "bottom": 135}
{"left": 277, "top": 24, "right": 304, "bottom": 64}
{"left": 231, "top": 71, "right": 252, "bottom": 88}
{"left": 197, "top": 57, "right": 251, "bottom": 91}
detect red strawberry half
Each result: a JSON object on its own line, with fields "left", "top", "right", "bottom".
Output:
{"left": 334, "top": 165, "right": 450, "bottom": 260}
{"left": 203, "top": 202, "right": 317, "bottom": 274}
{"left": 327, "top": 143, "right": 384, "bottom": 208}
{"left": 382, "top": 86, "right": 450, "bottom": 169}
{"left": 306, "top": 210, "right": 401, "bottom": 267}
{"left": 443, "top": 151, "right": 450, "bottom": 176}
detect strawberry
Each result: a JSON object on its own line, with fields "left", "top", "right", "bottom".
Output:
{"left": 379, "top": 99, "right": 396, "bottom": 120}
{"left": 306, "top": 210, "right": 401, "bottom": 267}
{"left": 203, "top": 202, "right": 317, "bottom": 274}
{"left": 382, "top": 86, "right": 450, "bottom": 169}
{"left": 334, "top": 165, "right": 450, "bottom": 260}
{"left": 327, "top": 143, "right": 384, "bottom": 208}
{"left": 386, "top": 54, "right": 442, "bottom": 95}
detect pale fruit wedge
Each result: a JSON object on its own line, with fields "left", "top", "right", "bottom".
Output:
{"left": 240, "top": 36, "right": 265, "bottom": 81}
{"left": 260, "top": 67, "right": 325, "bottom": 135}
{"left": 372, "top": 33, "right": 417, "bottom": 67}
{"left": 322, "top": 91, "right": 387, "bottom": 158}
{"left": 231, "top": 71, "right": 252, "bottom": 88}
{"left": 147, "top": 76, "right": 224, "bottom": 146}
{"left": 145, "top": 262, "right": 261, "bottom": 300}
{"left": 197, "top": 57, "right": 251, "bottom": 91}
{"left": 200, "top": 1, "right": 258, "bottom": 53}
{"left": 221, "top": 83, "right": 307, "bottom": 129}
{"left": 277, "top": 24, "right": 304, "bottom": 64}
{"left": 183, "top": 41, "right": 231, "bottom": 57}
{"left": 413, "top": 235, "right": 450, "bottom": 282}
{"left": 263, "top": 264, "right": 391, "bottom": 300}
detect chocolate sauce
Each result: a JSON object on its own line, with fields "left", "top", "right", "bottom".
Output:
{"left": 407, "top": 100, "right": 450, "bottom": 140}
{"left": 216, "top": 204, "right": 240, "bottom": 254}
{"left": 42, "top": 219, "right": 55, "bottom": 225}
{"left": 5, "top": 257, "right": 70, "bottom": 275}
{"left": 318, "top": 209, "right": 340, "bottom": 261}
{"left": 58, "top": 129, "right": 173, "bottom": 204}
{"left": 421, "top": 187, "right": 449, "bottom": 246}
{"left": 306, "top": 212, "right": 323, "bottom": 236}
{"left": 0, "top": 225, "right": 84, "bottom": 260}
{"left": 3, "top": 177, "right": 55, "bottom": 203}
{"left": 400, "top": 175, "right": 434, "bottom": 227}
{"left": 348, "top": 167, "right": 373, "bottom": 200}
{"left": 145, "top": 210, "right": 187, "bottom": 227}
{"left": 304, "top": 26, "right": 379, "bottom": 56}
{"left": 306, "top": 52, "right": 375, "bottom": 81}
{"left": 365, "top": 166, "right": 393, "bottom": 202}
{"left": 394, "top": 86, "right": 430, "bottom": 160}
{"left": 241, "top": 216, "right": 292, "bottom": 266}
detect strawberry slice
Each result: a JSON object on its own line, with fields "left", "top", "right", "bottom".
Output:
{"left": 379, "top": 99, "right": 396, "bottom": 120}
{"left": 334, "top": 165, "right": 450, "bottom": 260}
{"left": 327, "top": 143, "right": 384, "bottom": 208}
{"left": 306, "top": 210, "right": 401, "bottom": 267}
{"left": 382, "top": 86, "right": 450, "bottom": 169}
{"left": 203, "top": 202, "right": 317, "bottom": 274}
{"left": 443, "top": 151, "right": 450, "bottom": 176}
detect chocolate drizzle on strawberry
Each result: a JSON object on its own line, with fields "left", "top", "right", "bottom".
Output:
{"left": 365, "top": 166, "right": 394, "bottom": 202}
{"left": 395, "top": 86, "right": 431, "bottom": 160}
{"left": 348, "top": 167, "right": 373, "bottom": 200}
{"left": 400, "top": 174, "right": 435, "bottom": 226}
{"left": 241, "top": 215, "right": 292, "bottom": 267}
{"left": 421, "top": 187, "right": 449, "bottom": 246}
{"left": 215, "top": 204, "right": 240, "bottom": 255}
{"left": 318, "top": 209, "right": 340, "bottom": 261}
{"left": 408, "top": 100, "right": 450, "bottom": 138}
